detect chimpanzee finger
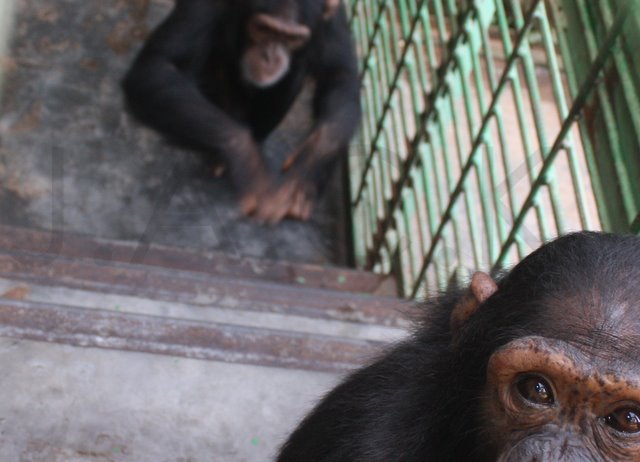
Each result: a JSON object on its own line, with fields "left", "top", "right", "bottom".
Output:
{"left": 288, "top": 189, "right": 305, "bottom": 218}
{"left": 240, "top": 194, "right": 258, "bottom": 216}
{"left": 301, "top": 197, "right": 313, "bottom": 221}
{"left": 255, "top": 189, "right": 291, "bottom": 225}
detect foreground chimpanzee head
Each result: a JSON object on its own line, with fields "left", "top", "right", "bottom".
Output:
{"left": 278, "top": 232, "right": 640, "bottom": 461}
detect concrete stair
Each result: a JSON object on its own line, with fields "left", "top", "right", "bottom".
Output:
{"left": 0, "top": 224, "right": 412, "bottom": 373}
{"left": 0, "top": 225, "right": 414, "bottom": 461}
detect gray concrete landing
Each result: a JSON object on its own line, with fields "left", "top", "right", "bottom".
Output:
{"left": 0, "top": 339, "right": 340, "bottom": 462}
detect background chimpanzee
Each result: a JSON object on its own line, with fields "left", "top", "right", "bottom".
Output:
{"left": 123, "top": 0, "right": 360, "bottom": 224}
{"left": 278, "top": 232, "right": 640, "bottom": 461}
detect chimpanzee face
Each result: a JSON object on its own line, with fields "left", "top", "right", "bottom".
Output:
{"left": 240, "top": 2, "right": 310, "bottom": 88}
{"left": 483, "top": 335, "right": 640, "bottom": 461}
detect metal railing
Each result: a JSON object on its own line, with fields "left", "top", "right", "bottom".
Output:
{"left": 0, "top": 0, "right": 16, "bottom": 103}
{"left": 347, "top": 0, "right": 640, "bottom": 297}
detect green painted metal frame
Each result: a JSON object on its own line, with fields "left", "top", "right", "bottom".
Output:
{"left": 0, "top": 0, "right": 16, "bottom": 103}
{"left": 347, "top": 0, "right": 640, "bottom": 297}
{"left": 552, "top": 0, "right": 640, "bottom": 233}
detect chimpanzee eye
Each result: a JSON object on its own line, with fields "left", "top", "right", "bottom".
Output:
{"left": 605, "top": 408, "right": 640, "bottom": 434}
{"left": 515, "top": 375, "right": 555, "bottom": 406}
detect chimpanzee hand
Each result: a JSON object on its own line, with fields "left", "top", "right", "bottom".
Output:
{"left": 223, "top": 131, "right": 276, "bottom": 217}
{"left": 249, "top": 175, "right": 317, "bottom": 225}
{"left": 238, "top": 171, "right": 274, "bottom": 218}
{"left": 250, "top": 125, "right": 335, "bottom": 224}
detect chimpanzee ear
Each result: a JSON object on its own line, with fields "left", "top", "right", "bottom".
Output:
{"left": 450, "top": 272, "right": 498, "bottom": 331}
{"left": 323, "top": 0, "right": 341, "bottom": 20}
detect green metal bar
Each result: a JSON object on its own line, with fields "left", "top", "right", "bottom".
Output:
{"left": 446, "top": 73, "right": 481, "bottom": 268}
{"left": 493, "top": 0, "right": 552, "bottom": 242}
{"left": 452, "top": 54, "right": 487, "bottom": 268}
{"left": 349, "top": 0, "right": 638, "bottom": 295}
{"left": 357, "top": 1, "right": 388, "bottom": 76}
{"left": 0, "top": 0, "right": 16, "bottom": 104}
{"left": 465, "top": 9, "right": 506, "bottom": 262}
{"left": 508, "top": 0, "right": 566, "bottom": 235}
{"left": 395, "top": 205, "right": 412, "bottom": 296}
{"left": 492, "top": 1, "right": 634, "bottom": 270}
{"left": 477, "top": 15, "right": 525, "bottom": 258}
{"left": 547, "top": 1, "right": 614, "bottom": 231}
{"left": 552, "top": 0, "right": 639, "bottom": 231}
{"left": 409, "top": 169, "right": 430, "bottom": 258}
{"left": 433, "top": 112, "right": 456, "bottom": 278}
{"left": 409, "top": 0, "right": 545, "bottom": 297}
{"left": 597, "top": 1, "right": 640, "bottom": 146}
{"left": 535, "top": 2, "right": 596, "bottom": 230}
{"left": 367, "top": 6, "right": 491, "bottom": 269}
{"left": 352, "top": 0, "right": 428, "bottom": 206}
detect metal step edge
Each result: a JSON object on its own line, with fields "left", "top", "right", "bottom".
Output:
{"left": 0, "top": 224, "right": 397, "bottom": 295}
{"left": 0, "top": 277, "right": 407, "bottom": 343}
{"left": 0, "top": 298, "right": 386, "bottom": 373}
{"left": 0, "top": 249, "right": 416, "bottom": 328}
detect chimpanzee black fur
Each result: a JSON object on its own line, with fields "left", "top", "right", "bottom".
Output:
{"left": 123, "top": 0, "right": 360, "bottom": 223}
{"left": 279, "top": 232, "right": 640, "bottom": 461}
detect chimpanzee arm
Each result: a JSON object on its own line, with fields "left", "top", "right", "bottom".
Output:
{"left": 253, "top": 11, "right": 361, "bottom": 223}
{"left": 285, "top": 11, "right": 361, "bottom": 177}
{"left": 313, "top": 13, "right": 362, "bottom": 142}
{"left": 122, "top": 0, "right": 268, "bottom": 199}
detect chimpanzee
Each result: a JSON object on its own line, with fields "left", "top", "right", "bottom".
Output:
{"left": 278, "top": 232, "right": 640, "bottom": 461}
{"left": 123, "top": 0, "right": 360, "bottom": 224}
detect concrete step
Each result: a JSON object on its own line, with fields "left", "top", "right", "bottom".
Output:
{"left": 0, "top": 249, "right": 411, "bottom": 372}
{"left": 0, "top": 243, "right": 406, "bottom": 461}
{"left": 0, "top": 229, "right": 414, "bottom": 373}
{"left": 0, "top": 278, "right": 405, "bottom": 343}
{"left": 0, "top": 248, "right": 413, "bottom": 328}
{"left": 0, "top": 224, "right": 397, "bottom": 296}
{"left": 0, "top": 297, "right": 386, "bottom": 373}
{"left": 0, "top": 225, "right": 412, "bottom": 462}
{"left": 0, "top": 338, "right": 338, "bottom": 462}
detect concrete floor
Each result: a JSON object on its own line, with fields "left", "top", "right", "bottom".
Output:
{"left": 0, "top": 0, "right": 348, "bottom": 265}
{"left": 0, "top": 338, "right": 340, "bottom": 462}
{"left": 0, "top": 1, "right": 372, "bottom": 460}
{"left": 0, "top": 265, "right": 404, "bottom": 461}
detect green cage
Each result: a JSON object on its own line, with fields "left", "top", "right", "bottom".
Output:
{"left": 347, "top": 0, "right": 640, "bottom": 297}
{"left": 0, "top": 0, "right": 16, "bottom": 102}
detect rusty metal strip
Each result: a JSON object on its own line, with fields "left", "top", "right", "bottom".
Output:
{"left": 0, "top": 249, "right": 415, "bottom": 327}
{"left": 0, "top": 298, "right": 385, "bottom": 373}
{"left": 0, "top": 224, "right": 397, "bottom": 295}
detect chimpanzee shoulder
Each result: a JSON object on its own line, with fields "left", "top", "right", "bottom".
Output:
{"left": 278, "top": 287, "right": 475, "bottom": 461}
